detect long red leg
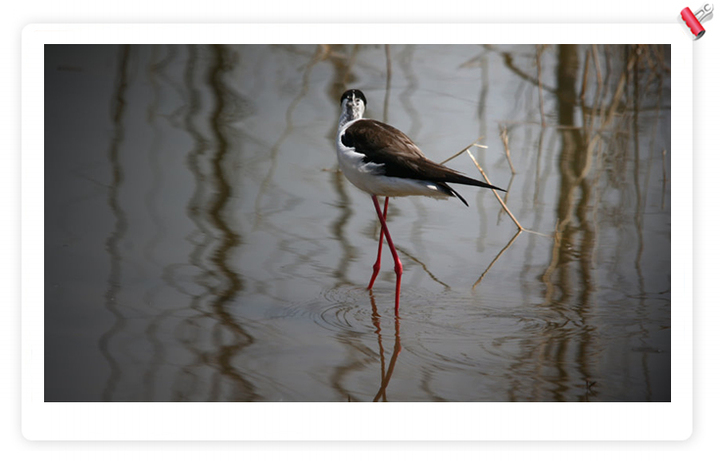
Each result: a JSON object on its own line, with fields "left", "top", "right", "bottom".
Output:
{"left": 367, "top": 196, "right": 389, "bottom": 290}
{"left": 371, "top": 195, "right": 403, "bottom": 316}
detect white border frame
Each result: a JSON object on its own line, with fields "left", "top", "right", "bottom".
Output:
{"left": 21, "top": 23, "right": 692, "bottom": 441}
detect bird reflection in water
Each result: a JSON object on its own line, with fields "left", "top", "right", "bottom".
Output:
{"left": 368, "top": 290, "right": 402, "bottom": 402}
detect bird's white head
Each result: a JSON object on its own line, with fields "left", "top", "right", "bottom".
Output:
{"left": 338, "top": 89, "right": 367, "bottom": 129}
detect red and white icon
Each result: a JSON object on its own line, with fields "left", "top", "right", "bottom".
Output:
{"left": 678, "top": 4, "right": 714, "bottom": 40}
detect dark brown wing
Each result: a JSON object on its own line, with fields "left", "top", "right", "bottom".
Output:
{"left": 341, "top": 119, "right": 504, "bottom": 192}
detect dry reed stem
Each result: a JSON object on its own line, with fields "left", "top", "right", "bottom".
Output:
{"left": 444, "top": 137, "right": 554, "bottom": 238}
{"left": 519, "top": 228, "right": 552, "bottom": 238}
{"left": 499, "top": 125, "right": 516, "bottom": 174}
{"left": 440, "top": 136, "right": 485, "bottom": 165}
{"left": 465, "top": 149, "right": 523, "bottom": 231}
{"left": 496, "top": 174, "right": 514, "bottom": 224}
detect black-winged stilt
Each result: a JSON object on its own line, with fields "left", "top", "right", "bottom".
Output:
{"left": 335, "top": 89, "right": 504, "bottom": 315}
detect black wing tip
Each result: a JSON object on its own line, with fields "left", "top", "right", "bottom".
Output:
{"left": 456, "top": 193, "right": 469, "bottom": 207}
{"left": 451, "top": 182, "right": 505, "bottom": 206}
{"left": 441, "top": 170, "right": 505, "bottom": 193}
{"left": 466, "top": 177, "right": 505, "bottom": 193}
{"left": 486, "top": 183, "right": 506, "bottom": 193}
{"left": 467, "top": 177, "right": 505, "bottom": 193}
{"left": 442, "top": 184, "right": 469, "bottom": 206}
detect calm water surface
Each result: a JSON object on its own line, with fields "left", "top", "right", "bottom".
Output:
{"left": 45, "top": 44, "right": 671, "bottom": 401}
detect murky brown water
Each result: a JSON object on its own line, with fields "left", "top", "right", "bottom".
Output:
{"left": 45, "top": 44, "right": 670, "bottom": 402}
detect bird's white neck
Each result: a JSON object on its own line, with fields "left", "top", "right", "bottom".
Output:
{"left": 337, "top": 101, "right": 365, "bottom": 132}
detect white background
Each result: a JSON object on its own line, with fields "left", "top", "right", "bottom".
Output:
{"left": 2, "top": 0, "right": 718, "bottom": 459}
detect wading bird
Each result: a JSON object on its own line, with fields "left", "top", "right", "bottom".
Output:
{"left": 335, "top": 89, "right": 504, "bottom": 315}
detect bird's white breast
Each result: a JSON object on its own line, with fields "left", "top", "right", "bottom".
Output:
{"left": 335, "top": 121, "right": 450, "bottom": 199}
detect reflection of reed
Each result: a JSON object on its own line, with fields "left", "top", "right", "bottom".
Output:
{"left": 631, "top": 49, "right": 646, "bottom": 301}
{"left": 472, "top": 229, "right": 522, "bottom": 289}
{"left": 631, "top": 47, "right": 653, "bottom": 394}
{"left": 206, "top": 44, "right": 256, "bottom": 400}
{"left": 396, "top": 247, "right": 450, "bottom": 290}
{"left": 536, "top": 45, "right": 547, "bottom": 127}
{"left": 329, "top": 169, "right": 357, "bottom": 286}
{"left": 172, "top": 44, "right": 215, "bottom": 400}
{"left": 541, "top": 45, "right": 659, "bottom": 305}
{"left": 141, "top": 46, "right": 170, "bottom": 400}
{"left": 499, "top": 48, "right": 556, "bottom": 96}
{"left": 533, "top": 127, "right": 546, "bottom": 206}
{"left": 545, "top": 44, "right": 590, "bottom": 306}
{"left": 507, "top": 45, "right": 601, "bottom": 399}
{"left": 99, "top": 44, "right": 131, "bottom": 401}
{"left": 499, "top": 125, "right": 517, "bottom": 174}
{"left": 383, "top": 44, "right": 392, "bottom": 123}
{"left": 255, "top": 45, "right": 330, "bottom": 227}
{"left": 328, "top": 325, "right": 378, "bottom": 401}
{"left": 518, "top": 45, "right": 670, "bottom": 399}
{"left": 398, "top": 45, "right": 422, "bottom": 139}
{"left": 556, "top": 51, "right": 593, "bottom": 395}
